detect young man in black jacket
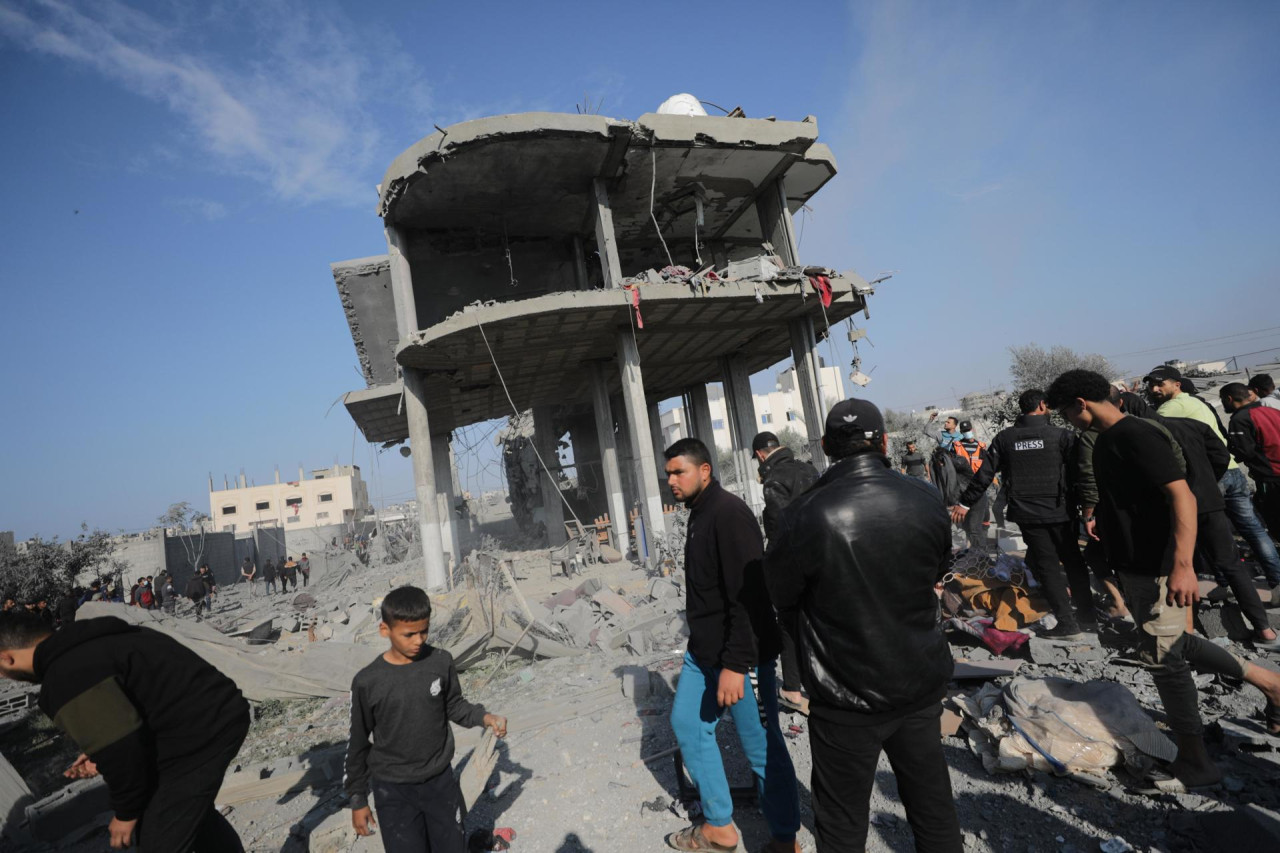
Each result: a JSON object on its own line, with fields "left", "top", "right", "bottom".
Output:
{"left": 951, "top": 389, "right": 1095, "bottom": 638}
{"left": 664, "top": 437, "right": 799, "bottom": 853}
{"left": 765, "top": 400, "right": 960, "bottom": 852}
{"left": 752, "top": 431, "right": 819, "bottom": 715}
{"left": 0, "top": 612, "right": 249, "bottom": 851}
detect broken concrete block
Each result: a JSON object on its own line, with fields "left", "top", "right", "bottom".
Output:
{"left": 592, "top": 589, "right": 633, "bottom": 617}
{"left": 600, "top": 544, "right": 624, "bottom": 563}
{"left": 308, "top": 809, "right": 357, "bottom": 853}
{"left": 247, "top": 619, "right": 274, "bottom": 644}
{"left": 574, "top": 578, "right": 604, "bottom": 597}
{"left": 1027, "top": 639, "right": 1070, "bottom": 665}
{"left": 293, "top": 593, "right": 318, "bottom": 609}
{"left": 621, "top": 667, "right": 652, "bottom": 699}
{"left": 649, "top": 578, "right": 679, "bottom": 600}
{"left": 25, "top": 777, "right": 112, "bottom": 842}
{"left": 627, "top": 630, "right": 652, "bottom": 655}
{"left": 335, "top": 610, "right": 350, "bottom": 625}
{"left": 1216, "top": 716, "right": 1280, "bottom": 751}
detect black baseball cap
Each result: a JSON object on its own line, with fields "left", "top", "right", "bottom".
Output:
{"left": 824, "top": 399, "right": 885, "bottom": 440}
{"left": 751, "top": 432, "right": 780, "bottom": 452}
{"left": 1143, "top": 365, "right": 1182, "bottom": 384}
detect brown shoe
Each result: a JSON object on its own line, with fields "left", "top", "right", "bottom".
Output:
{"left": 668, "top": 824, "right": 739, "bottom": 852}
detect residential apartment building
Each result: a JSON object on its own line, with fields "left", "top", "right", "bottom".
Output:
{"left": 660, "top": 364, "right": 846, "bottom": 450}
{"left": 208, "top": 465, "right": 372, "bottom": 533}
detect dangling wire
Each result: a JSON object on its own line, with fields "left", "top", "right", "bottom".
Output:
{"left": 649, "top": 148, "right": 675, "bottom": 268}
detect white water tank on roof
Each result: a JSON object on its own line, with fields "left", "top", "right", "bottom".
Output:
{"left": 657, "top": 93, "right": 708, "bottom": 116}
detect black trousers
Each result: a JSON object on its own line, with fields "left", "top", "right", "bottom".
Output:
{"left": 962, "top": 494, "right": 990, "bottom": 550}
{"left": 809, "top": 704, "right": 961, "bottom": 853}
{"left": 1197, "top": 510, "right": 1269, "bottom": 631}
{"left": 1020, "top": 520, "right": 1095, "bottom": 628}
{"left": 137, "top": 709, "right": 249, "bottom": 852}
{"left": 1257, "top": 481, "right": 1280, "bottom": 543}
{"left": 372, "top": 770, "right": 466, "bottom": 853}
{"left": 779, "top": 627, "right": 802, "bottom": 692}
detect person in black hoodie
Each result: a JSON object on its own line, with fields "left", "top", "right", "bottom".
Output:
{"left": 766, "top": 399, "right": 960, "bottom": 852}
{"left": 0, "top": 612, "right": 249, "bottom": 851}
{"left": 664, "top": 437, "right": 800, "bottom": 853}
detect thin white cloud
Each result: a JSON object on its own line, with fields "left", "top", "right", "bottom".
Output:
{"left": 165, "top": 196, "right": 228, "bottom": 221}
{"left": 0, "top": 0, "right": 433, "bottom": 206}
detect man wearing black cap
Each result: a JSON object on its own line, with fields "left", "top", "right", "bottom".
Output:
{"left": 752, "top": 431, "right": 819, "bottom": 714}
{"left": 1147, "top": 364, "right": 1280, "bottom": 590}
{"left": 951, "top": 389, "right": 1095, "bottom": 638}
{"left": 765, "top": 399, "right": 961, "bottom": 852}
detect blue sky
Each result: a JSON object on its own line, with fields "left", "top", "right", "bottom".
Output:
{"left": 2, "top": 0, "right": 1278, "bottom": 540}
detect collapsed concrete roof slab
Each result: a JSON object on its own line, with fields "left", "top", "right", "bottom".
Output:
{"left": 331, "top": 255, "right": 397, "bottom": 387}
{"left": 340, "top": 274, "right": 871, "bottom": 442}
{"left": 378, "top": 112, "right": 836, "bottom": 270}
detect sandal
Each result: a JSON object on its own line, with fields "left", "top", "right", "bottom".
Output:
{"left": 1130, "top": 766, "right": 1223, "bottom": 795}
{"left": 668, "top": 824, "right": 739, "bottom": 852}
{"left": 778, "top": 695, "right": 810, "bottom": 716}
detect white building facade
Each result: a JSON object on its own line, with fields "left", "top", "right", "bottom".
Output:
{"left": 208, "top": 465, "right": 372, "bottom": 533}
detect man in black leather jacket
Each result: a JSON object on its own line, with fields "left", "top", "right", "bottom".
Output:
{"left": 765, "top": 399, "right": 960, "bottom": 853}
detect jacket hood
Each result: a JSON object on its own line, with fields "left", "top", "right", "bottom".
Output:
{"left": 33, "top": 615, "right": 135, "bottom": 680}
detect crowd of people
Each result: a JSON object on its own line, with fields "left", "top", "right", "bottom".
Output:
{"left": 1, "top": 367, "right": 1279, "bottom": 852}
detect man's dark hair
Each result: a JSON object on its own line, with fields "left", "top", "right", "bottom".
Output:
{"left": 1046, "top": 370, "right": 1112, "bottom": 409}
{"left": 89, "top": 580, "right": 100, "bottom": 589}
{"left": 1018, "top": 389, "right": 1047, "bottom": 414}
{"left": 0, "top": 613, "right": 52, "bottom": 650}
{"left": 1119, "top": 391, "right": 1153, "bottom": 419}
{"left": 825, "top": 432, "right": 880, "bottom": 460}
{"left": 1248, "top": 374, "right": 1275, "bottom": 395}
{"left": 664, "top": 437, "right": 713, "bottom": 470}
{"left": 1219, "top": 382, "right": 1252, "bottom": 404}
{"left": 381, "top": 585, "right": 433, "bottom": 626}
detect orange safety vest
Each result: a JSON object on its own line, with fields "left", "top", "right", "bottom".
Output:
{"left": 952, "top": 439, "right": 986, "bottom": 475}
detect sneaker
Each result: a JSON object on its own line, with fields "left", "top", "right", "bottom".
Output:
{"left": 1037, "top": 622, "right": 1086, "bottom": 641}
{"left": 1267, "top": 585, "right": 1280, "bottom": 609}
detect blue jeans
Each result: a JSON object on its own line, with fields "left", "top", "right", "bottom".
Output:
{"left": 1220, "top": 467, "right": 1280, "bottom": 586}
{"left": 670, "top": 652, "right": 799, "bottom": 840}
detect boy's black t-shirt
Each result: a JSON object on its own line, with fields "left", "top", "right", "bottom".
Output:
{"left": 344, "top": 646, "right": 487, "bottom": 809}
{"left": 1093, "top": 416, "right": 1186, "bottom": 576}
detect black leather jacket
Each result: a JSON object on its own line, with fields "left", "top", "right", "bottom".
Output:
{"left": 764, "top": 452, "right": 954, "bottom": 723}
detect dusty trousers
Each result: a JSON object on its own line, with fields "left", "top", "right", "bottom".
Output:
{"left": 1020, "top": 520, "right": 1095, "bottom": 629}
{"left": 809, "top": 703, "right": 961, "bottom": 853}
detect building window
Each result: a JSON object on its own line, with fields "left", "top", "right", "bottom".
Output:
{"left": 319, "top": 493, "right": 334, "bottom": 503}
{"left": 316, "top": 511, "right": 329, "bottom": 520}
{"left": 712, "top": 419, "right": 725, "bottom": 430}
{"left": 255, "top": 501, "right": 270, "bottom": 511}
{"left": 287, "top": 516, "right": 300, "bottom": 524}
{"left": 761, "top": 414, "right": 773, "bottom": 424}
{"left": 786, "top": 411, "right": 799, "bottom": 421}
{"left": 222, "top": 524, "right": 235, "bottom": 532}
{"left": 286, "top": 497, "right": 302, "bottom": 508}
{"left": 221, "top": 505, "right": 236, "bottom": 515}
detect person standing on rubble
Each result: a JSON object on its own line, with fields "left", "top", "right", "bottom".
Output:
{"left": 298, "top": 553, "right": 311, "bottom": 587}
{"left": 946, "top": 420, "right": 991, "bottom": 551}
{"left": 0, "top": 611, "right": 250, "bottom": 850}
{"left": 765, "top": 399, "right": 960, "bottom": 852}
{"left": 1146, "top": 364, "right": 1280, "bottom": 590}
{"left": 1048, "top": 370, "right": 1280, "bottom": 789}
{"left": 262, "top": 558, "right": 278, "bottom": 596}
{"left": 1221, "top": 381, "right": 1280, "bottom": 550}
{"left": 950, "top": 389, "right": 1096, "bottom": 638}
{"left": 663, "top": 437, "right": 800, "bottom": 853}
{"left": 753, "top": 431, "right": 819, "bottom": 717}
{"left": 899, "top": 440, "right": 930, "bottom": 483}
{"left": 239, "top": 558, "right": 257, "bottom": 597}
{"left": 184, "top": 570, "right": 208, "bottom": 620}
{"left": 345, "top": 586, "right": 507, "bottom": 853}
{"left": 281, "top": 556, "right": 298, "bottom": 593}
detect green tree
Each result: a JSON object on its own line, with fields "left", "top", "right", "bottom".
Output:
{"left": 159, "top": 502, "right": 210, "bottom": 575}
{"left": 0, "top": 525, "right": 122, "bottom": 603}
{"left": 982, "top": 344, "right": 1115, "bottom": 428}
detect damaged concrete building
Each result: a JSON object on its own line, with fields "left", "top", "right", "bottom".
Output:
{"left": 332, "top": 103, "right": 879, "bottom": 588}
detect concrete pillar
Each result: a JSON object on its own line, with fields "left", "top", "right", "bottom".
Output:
{"left": 572, "top": 235, "right": 590, "bottom": 291}
{"left": 402, "top": 368, "right": 448, "bottom": 589}
{"left": 384, "top": 224, "right": 419, "bottom": 341}
{"left": 647, "top": 400, "right": 668, "bottom": 485}
{"left": 788, "top": 316, "right": 828, "bottom": 469}
{"left": 592, "top": 179, "right": 624, "bottom": 289}
{"left": 755, "top": 177, "right": 800, "bottom": 267}
{"left": 684, "top": 384, "right": 716, "bottom": 448}
{"left": 532, "top": 406, "right": 567, "bottom": 545}
{"left": 590, "top": 363, "right": 631, "bottom": 555}
{"left": 720, "top": 355, "right": 764, "bottom": 512}
{"left": 431, "top": 433, "right": 460, "bottom": 575}
{"left": 616, "top": 329, "right": 665, "bottom": 564}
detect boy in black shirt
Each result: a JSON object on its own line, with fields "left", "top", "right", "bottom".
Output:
{"left": 345, "top": 586, "right": 506, "bottom": 852}
{"left": 1048, "top": 370, "right": 1280, "bottom": 790}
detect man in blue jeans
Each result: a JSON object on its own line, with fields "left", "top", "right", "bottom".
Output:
{"left": 1146, "top": 364, "right": 1280, "bottom": 588}
{"left": 663, "top": 438, "right": 800, "bottom": 853}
